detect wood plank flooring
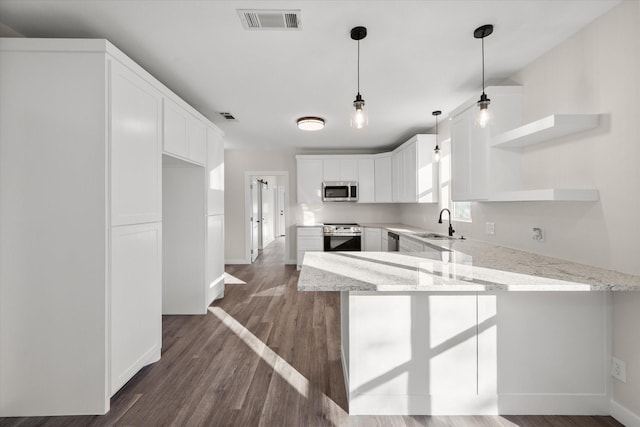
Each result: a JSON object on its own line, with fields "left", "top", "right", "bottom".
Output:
{"left": 0, "top": 237, "right": 624, "bottom": 427}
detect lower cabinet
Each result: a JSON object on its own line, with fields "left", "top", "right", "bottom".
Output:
{"left": 363, "top": 227, "right": 382, "bottom": 251}
{"left": 297, "top": 226, "right": 323, "bottom": 270}
{"left": 110, "top": 222, "right": 162, "bottom": 396}
{"left": 207, "top": 214, "right": 225, "bottom": 304}
{"left": 399, "top": 236, "right": 425, "bottom": 252}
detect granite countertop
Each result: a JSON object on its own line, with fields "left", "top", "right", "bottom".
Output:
{"left": 298, "top": 224, "right": 640, "bottom": 292}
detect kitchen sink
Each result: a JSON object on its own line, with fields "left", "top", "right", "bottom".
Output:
{"left": 413, "top": 232, "right": 455, "bottom": 240}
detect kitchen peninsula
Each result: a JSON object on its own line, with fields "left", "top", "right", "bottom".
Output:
{"left": 298, "top": 229, "right": 640, "bottom": 416}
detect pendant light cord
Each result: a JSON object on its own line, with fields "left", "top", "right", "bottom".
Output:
{"left": 481, "top": 36, "right": 485, "bottom": 94}
{"left": 357, "top": 39, "right": 360, "bottom": 94}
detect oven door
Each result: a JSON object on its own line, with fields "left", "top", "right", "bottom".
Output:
{"left": 324, "top": 235, "right": 361, "bottom": 251}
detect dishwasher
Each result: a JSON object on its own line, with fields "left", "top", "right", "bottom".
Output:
{"left": 387, "top": 232, "right": 399, "bottom": 251}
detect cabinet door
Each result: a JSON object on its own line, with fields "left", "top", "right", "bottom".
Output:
{"left": 357, "top": 158, "right": 375, "bottom": 203}
{"left": 296, "top": 226, "right": 323, "bottom": 269}
{"left": 374, "top": 155, "right": 393, "bottom": 203}
{"left": 340, "top": 158, "right": 359, "bottom": 181}
{"left": 207, "top": 128, "right": 224, "bottom": 215}
{"left": 451, "top": 108, "right": 488, "bottom": 201}
{"left": 207, "top": 214, "right": 224, "bottom": 305}
{"left": 297, "top": 158, "right": 323, "bottom": 204}
{"left": 403, "top": 143, "right": 417, "bottom": 202}
{"left": 392, "top": 150, "right": 403, "bottom": 202}
{"left": 110, "top": 222, "right": 161, "bottom": 396}
{"left": 163, "top": 97, "right": 189, "bottom": 159}
{"left": 110, "top": 60, "right": 162, "bottom": 226}
{"left": 416, "top": 137, "right": 439, "bottom": 203}
{"left": 322, "top": 158, "right": 341, "bottom": 181}
{"left": 188, "top": 115, "right": 207, "bottom": 165}
{"left": 363, "top": 228, "right": 382, "bottom": 251}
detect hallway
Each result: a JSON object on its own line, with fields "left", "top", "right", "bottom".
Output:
{"left": 1, "top": 238, "right": 623, "bottom": 426}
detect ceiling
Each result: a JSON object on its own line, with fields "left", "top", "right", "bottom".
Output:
{"left": 0, "top": 0, "right": 620, "bottom": 150}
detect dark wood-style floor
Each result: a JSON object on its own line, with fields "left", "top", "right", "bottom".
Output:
{"left": 1, "top": 237, "right": 624, "bottom": 427}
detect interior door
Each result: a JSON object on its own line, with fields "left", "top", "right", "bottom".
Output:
{"left": 250, "top": 178, "right": 259, "bottom": 262}
{"left": 277, "top": 185, "right": 286, "bottom": 237}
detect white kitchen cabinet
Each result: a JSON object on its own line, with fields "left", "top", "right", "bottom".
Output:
{"left": 0, "top": 39, "right": 164, "bottom": 416}
{"left": 110, "top": 60, "right": 162, "bottom": 226}
{"left": 381, "top": 230, "right": 389, "bottom": 252}
{"left": 297, "top": 226, "right": 323, "bottom": 270}
{"left": 110, "top": 222, "right": 162, "bottom": 395}
{"left": 399, "top": 236, "right": 424, "bottom": 252}
{"left": 188, "top": 114, "right": 207, "bottom": 165}
{"left": 363, "top": 227, "right": 382, "bottom": 251}
{"left": 163, "top": 97, "right": 207, "bottom": 166}
{"left": 392, "top": 150, "right": 403, "bottom": 202}
{"left": 207, "top": 127, "right": 225, "bottom": 215}
{"left": 207, "top": 214, "right": 225, "bottom": 304}
{"left": 296, "top": 157, "right": 323, "bottom": 204}
{"left": 392, "top": 135, "right": 439, "bottom": 203}
{"left": 374, "top": 154, "right": 392, "bottom": 202}
{"left": 323, "top": 157, "right": 359, "bottom": 182}
{"left": 163, "top": 97, "right": 190, "bottom": 159}
{"left": 357, "top": 158, "right": 375, "bottom": 203}
{"left": 449, "top": 86, "right": 523, "bottom": 202}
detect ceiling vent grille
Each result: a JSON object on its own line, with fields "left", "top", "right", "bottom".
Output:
{"left": 218, "top": 112, "right": 237, "bottom": 122}
{"left": 237, "top": 9, "right": 301, "bottom": 30}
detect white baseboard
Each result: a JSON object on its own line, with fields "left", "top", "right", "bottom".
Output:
{"left": 348, "top": 393, "right": 610, "bottom": 416}
{"left": 225, "top": 258, "right": 250, "bottom": 265}
{"left": 610, "top": 399, "right": 640, "bottom": 427}
{"left": 285, "top": 258, "right": 296, "bottom": 265}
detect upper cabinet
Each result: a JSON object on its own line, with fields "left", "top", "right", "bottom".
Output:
{"left": 163, "top": 97, "right": 208, "bottom": 166}
{"left": 296, "top": 157, "right": 323, "bottom": 204}
{"left": 295, "top": 134, "right": 439, "bottom": 205}
{"left": 110, "top": 60, "right": 163, "bottom": 226}
{"left": 374, "top": 154, "right": 393, "bottom": 202}
{"left": 449, "top": 86, "right": 600, "bottom": 202}
{"left": 392, "top": 135, "right": 439, "bottom": 203}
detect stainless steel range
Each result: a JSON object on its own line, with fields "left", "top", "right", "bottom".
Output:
{"left": 323, "top": 223, "right": 362, "bottom": 251}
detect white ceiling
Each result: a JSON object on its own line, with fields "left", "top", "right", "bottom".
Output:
{"left": 0, "top": 0, "right": 620, "bottom": 150}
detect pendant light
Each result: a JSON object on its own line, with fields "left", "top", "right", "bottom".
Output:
{"left": 350, "top": 26, "right": 368, "bottom": 129}
{"left": 432, "top": 110, "right": 441, "bottom": 162}
{"left": 474, "top": 24, "right": 493, "bottom": 128}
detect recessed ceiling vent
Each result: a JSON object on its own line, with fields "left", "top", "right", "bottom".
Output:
{"left": 237, "top": 9, "right": 301, "bottom": 30}
{"left": 218, "top": 112, "right": 237, "bottom": 122}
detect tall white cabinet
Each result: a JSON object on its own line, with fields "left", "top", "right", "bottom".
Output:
{"left": 0, "top": 38, "right": 225, "bottom": 416}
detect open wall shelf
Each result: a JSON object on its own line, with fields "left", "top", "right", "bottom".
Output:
{"left": 491, "top": 114, "right": 600, "bottom": 149}
{"left": 488, "top": 188, "right": 599, "bottom": 202}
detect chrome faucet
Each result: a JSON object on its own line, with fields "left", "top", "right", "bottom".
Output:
{"left": 438, "top": 208, "right": 455, "bottom": 237}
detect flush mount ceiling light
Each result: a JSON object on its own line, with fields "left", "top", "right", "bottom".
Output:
{"left": 296, "top": 116, "right": 325, "bottom": 131}
{"left": 432, "top": 110, "right": 442, "bottom": 162}
{"left": 474, "top": 24, "right": 494, "bottom": 128}
{"left": 350, "top": 26, "right": 368, "bottom": 129}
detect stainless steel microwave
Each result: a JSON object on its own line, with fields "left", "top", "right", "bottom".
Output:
{"left": 322, "top": 181, "right": 358, "bottom": 202}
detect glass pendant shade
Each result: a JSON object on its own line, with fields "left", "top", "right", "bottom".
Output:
{"left": 434, "top": 147, "right": 441, "bottom": 162}
{"left": 351, "top": 94, "right": 368, "bottom": 129}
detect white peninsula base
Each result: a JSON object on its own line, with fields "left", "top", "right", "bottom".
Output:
{"left": 340, "top": 290, "right": 611, "bottom": 416}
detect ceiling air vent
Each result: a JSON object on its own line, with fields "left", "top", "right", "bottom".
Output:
{"left": 237, "top": 9, "right": 301, "bottom": 30}
{"left": 218, "top": 112, "right": 237, "bottom": 122}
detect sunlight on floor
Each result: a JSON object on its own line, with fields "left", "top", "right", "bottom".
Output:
{"left": 224, "top": 272, "right": 247, "bottom": 285}
{"left": 251, "top": 284, "right": 287, "bottom": 297}
{"left": 208, "top": 306, "right": 347, "bottom": 418}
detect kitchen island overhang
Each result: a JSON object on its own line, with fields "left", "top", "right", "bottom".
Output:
{"left": 298, "top": 244, "right": 640, "bottom": 416}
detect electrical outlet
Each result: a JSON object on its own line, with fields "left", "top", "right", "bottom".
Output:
{"left": 532, "top": 227, "right": 544, "bottom": 242}
{"left": 612, "top": 357, "right": 627, "bottom": 383}
{"left": 486, "top": 222, "right": 495, "bottom": 235}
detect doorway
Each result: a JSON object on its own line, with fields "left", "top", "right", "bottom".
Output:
{"left": 244, "top": 171, "right": 290, "bottom": 264}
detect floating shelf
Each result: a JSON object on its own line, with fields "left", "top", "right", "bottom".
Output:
{"left": 488, "top": 189, "right": 600, "bottom": 202}
{"left": 491, "top": 114, "right": 600, "bottom": 149}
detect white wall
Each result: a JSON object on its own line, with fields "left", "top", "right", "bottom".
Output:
{"left": 400, "top": 1, "right": 640, "bottom": 418}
